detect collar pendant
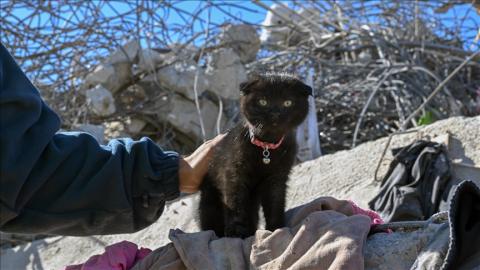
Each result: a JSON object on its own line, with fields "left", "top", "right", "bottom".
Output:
{"left": 248, "top": 127, "right": 284, "bottom": 165}
{"left": 262, "top": 148, "right": 271, "bottom": 164}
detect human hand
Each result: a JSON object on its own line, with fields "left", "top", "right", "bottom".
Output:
{"left": 178, "top": 133, "right": 226, "bottom": 193}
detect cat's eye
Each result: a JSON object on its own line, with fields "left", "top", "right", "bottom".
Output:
{"left": 258, "top": 99, "right": 268, "bottom": 106}
{"left": 283, "top": 100, "right": 293, "bottom": 107}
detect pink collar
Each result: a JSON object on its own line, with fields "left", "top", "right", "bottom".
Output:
{"left": 247, "top": 126, "right": 284, "bottom": 164}
{"left": 250, "top": 136, "right": 284, "bottom": 150}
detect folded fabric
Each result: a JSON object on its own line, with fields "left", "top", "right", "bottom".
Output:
{"left": 65, "top": 241, "right": 151, "bottom": 270}
{"left": 132, "top": 197, "right": 372, "bottom": 270}
{"left": 70, "top": 185, "right": 480, "bottom": 270}
{"left": 372, "top": 180, "right": 480, "bottom": 270}
{"left": 440, "top": 180, "right": 480, "bottom": 270}
{"left": 368, "top": 140, "right": 452, "bottom": 222}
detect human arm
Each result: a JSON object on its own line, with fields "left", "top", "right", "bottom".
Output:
{"left": 0, "top": 43, "right": 220, "bottom": 236}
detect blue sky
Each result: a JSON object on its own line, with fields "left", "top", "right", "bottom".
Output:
{"left": 8, "top": 1, "right": 478, "bottom": 47}
{"left": 5, "top": 0, "right": 478, "bottom": 63}
{"left": 3, "top": 1, "right": 476, "bottom": 89}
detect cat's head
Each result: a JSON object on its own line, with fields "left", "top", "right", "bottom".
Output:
{"left": 239, "top": 73, "right": 311, "bottom": 137}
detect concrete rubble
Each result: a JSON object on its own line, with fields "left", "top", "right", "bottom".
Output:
{"left": 79, "top": 24, "right": 259, "bottom": 145}
{"left": 146, "top": 60, "right": 209, "bottom": 101}
{"left": 84, "top": 40, "right": 139, "bottom": 93}
{"left": 84, "top": 63, "right": 131, "bottom": 94}
{"left": 85, "top": 85, "right": 116, "bottom": 117}
{"left": 219, "top": 24, "right": 260, "bottom": 64}
{"left": 206, "top": 48, "right": 247, "bottom": 99}
{"left": 157, "top": 93, "right": 226, "bottom": 140}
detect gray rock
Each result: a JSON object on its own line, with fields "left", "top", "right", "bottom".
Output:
{"left": 138, "top": 44, "right": 198, "bottom": 73}
{"left": 74, "top": 124, "right": 105, "bottom": 143}
{"left": 105, "top": 39, "right": 140, "bottom": 65}
{"left": 169, "top": 43, "right": 198, "bottom": 61}
{"left": 125, "top": 117, "right": 147, "bottom": 134}
{"left": 219, "top": 24, "right": 260, "bottom": 64}
{"left": 84, "top": 62, "right": 132, "bottom": 93}
{"left": 206, "top": 48, "right": 247, "bottom": 99}
{"left": 138, "top": 48, "right": 167, "bottom": 72}
{"left": 84, "top": 40, "right": 139, "bottom": 93}
{"left": 85, "top": 85, "right": 116, "bottom": 117}
{"left": 143, "top": 60, "right": 209, "bottom": 101}
{"left": 157, "top": 93, "right": 225, "bottom": 140}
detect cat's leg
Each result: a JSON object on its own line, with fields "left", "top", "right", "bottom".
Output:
{"left": 199, "top": 183, "right": 225, "bottom": 237}
{"left": 222, "top": 182, "right": 255, "bottom": 238}
{"left": 261, "top": 180, "right": 287, "bottom": 232}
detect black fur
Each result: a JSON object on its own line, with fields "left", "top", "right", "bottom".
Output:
{"left": 199, "top": 73, "right": 311, "bottom": 238}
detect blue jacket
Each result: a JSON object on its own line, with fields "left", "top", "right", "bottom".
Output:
{"left": 0, "top": 43, "right": 180, "bottom": 236}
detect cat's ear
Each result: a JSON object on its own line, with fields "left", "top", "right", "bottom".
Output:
{"left": 298, "top": 82, "right": 313, "bottom": 97}
{"left": 239, "top": 79, "right": 258, "bottom": 96}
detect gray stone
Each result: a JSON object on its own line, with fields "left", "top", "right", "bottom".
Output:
{"left": 142, "top": 60, "right": 209, "bottom": 101}
{"left": 157, "top": 93, "right": 226, "bottom": 140}
{"left": 219, "top": 24, "right": 260, "bottom": 64}
{"left": 138, "top": 48, "right": 167, "bottom": 72}
{"left": 74, "top": 124, "right": 105, "bottom": 143}
{"left": 85, "top": 85, "right": 116, "bottom": 117}
{"left": 169, "top": 43, "right": 198, "bottom": 61}
{"left": 84, "top": 40, "right": 139, "bottom": 93}
{"left": 206, "top": 48, "right": 247, "bottom": 99}
{"left": 125, "top": 117, "right": 147, "bottom": 134}
{"left": 105, "top": 39, "right": 140, "bottom": 65}
{"left": 84, "top": 62, "right": 132, "bottom": 93}
{"left": 138, "top": 44, "right": 198, "bottom": 73}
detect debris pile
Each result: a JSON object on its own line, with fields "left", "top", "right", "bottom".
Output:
{"left": 252, "top": 2, "right": 480, "bottom": 152}
{"left": 3, "top": 1, "right": 478, "bottom": 153}
{"left": 73, "top": 24, "right": 260, "bottom": 151}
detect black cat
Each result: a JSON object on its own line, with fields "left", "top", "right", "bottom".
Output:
{"left": 198, "top": 73, "right": 312, "bottom": 238}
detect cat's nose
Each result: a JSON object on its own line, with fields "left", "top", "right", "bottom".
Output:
{"left": 271, "top": 112, "right": 280, "bottom": 118}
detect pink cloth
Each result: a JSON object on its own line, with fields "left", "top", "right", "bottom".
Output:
{"left": 349, "top": 200, "right": 384, "bottom": 225}
{"left": 65, "top": 241, "right": 151, "bottom": 270}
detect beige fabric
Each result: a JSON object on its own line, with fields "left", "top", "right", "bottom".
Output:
{"left": 132, "top": 197, "right": 370, "bottom": 270}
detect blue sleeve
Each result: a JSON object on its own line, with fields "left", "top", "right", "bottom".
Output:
{"left": 0, "top": 43, "right": 180, "bottom": 236}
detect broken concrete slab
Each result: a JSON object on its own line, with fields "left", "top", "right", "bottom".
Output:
{"left": 156, "top": 93, "right": 225, "bottom": 140}
{"left": 142, "top": 61, "right": 209, "bottom": 101}
{"left": 84, "top": 62, "right": 132, "bottom": 93}
{"left": 138, "top": 48, "right": 168, "bottom": 72}
{"left": 105, "top": 39, "right": 140, "bottom": 65}
{"left": 84, "top": 40, "right": 139, "bottom": 93}
{"left": 125, "top": 117, "right": 147, "bottom": 134}
{"left": 219, "top": 24, "right": 260, "bottom": 64}
{"left": 206, "top": 48, "right": 247, "bottom": 99}
{"left": 85, "top": 85, "right": 116, "bottom": 117}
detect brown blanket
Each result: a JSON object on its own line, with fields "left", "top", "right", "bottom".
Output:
{"left": 131, "top": 197, "right": 371, "bottom": 270}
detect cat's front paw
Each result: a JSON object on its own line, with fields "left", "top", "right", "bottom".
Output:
{"left": 224, "top": 224, "right": 252, "bottom": 238}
